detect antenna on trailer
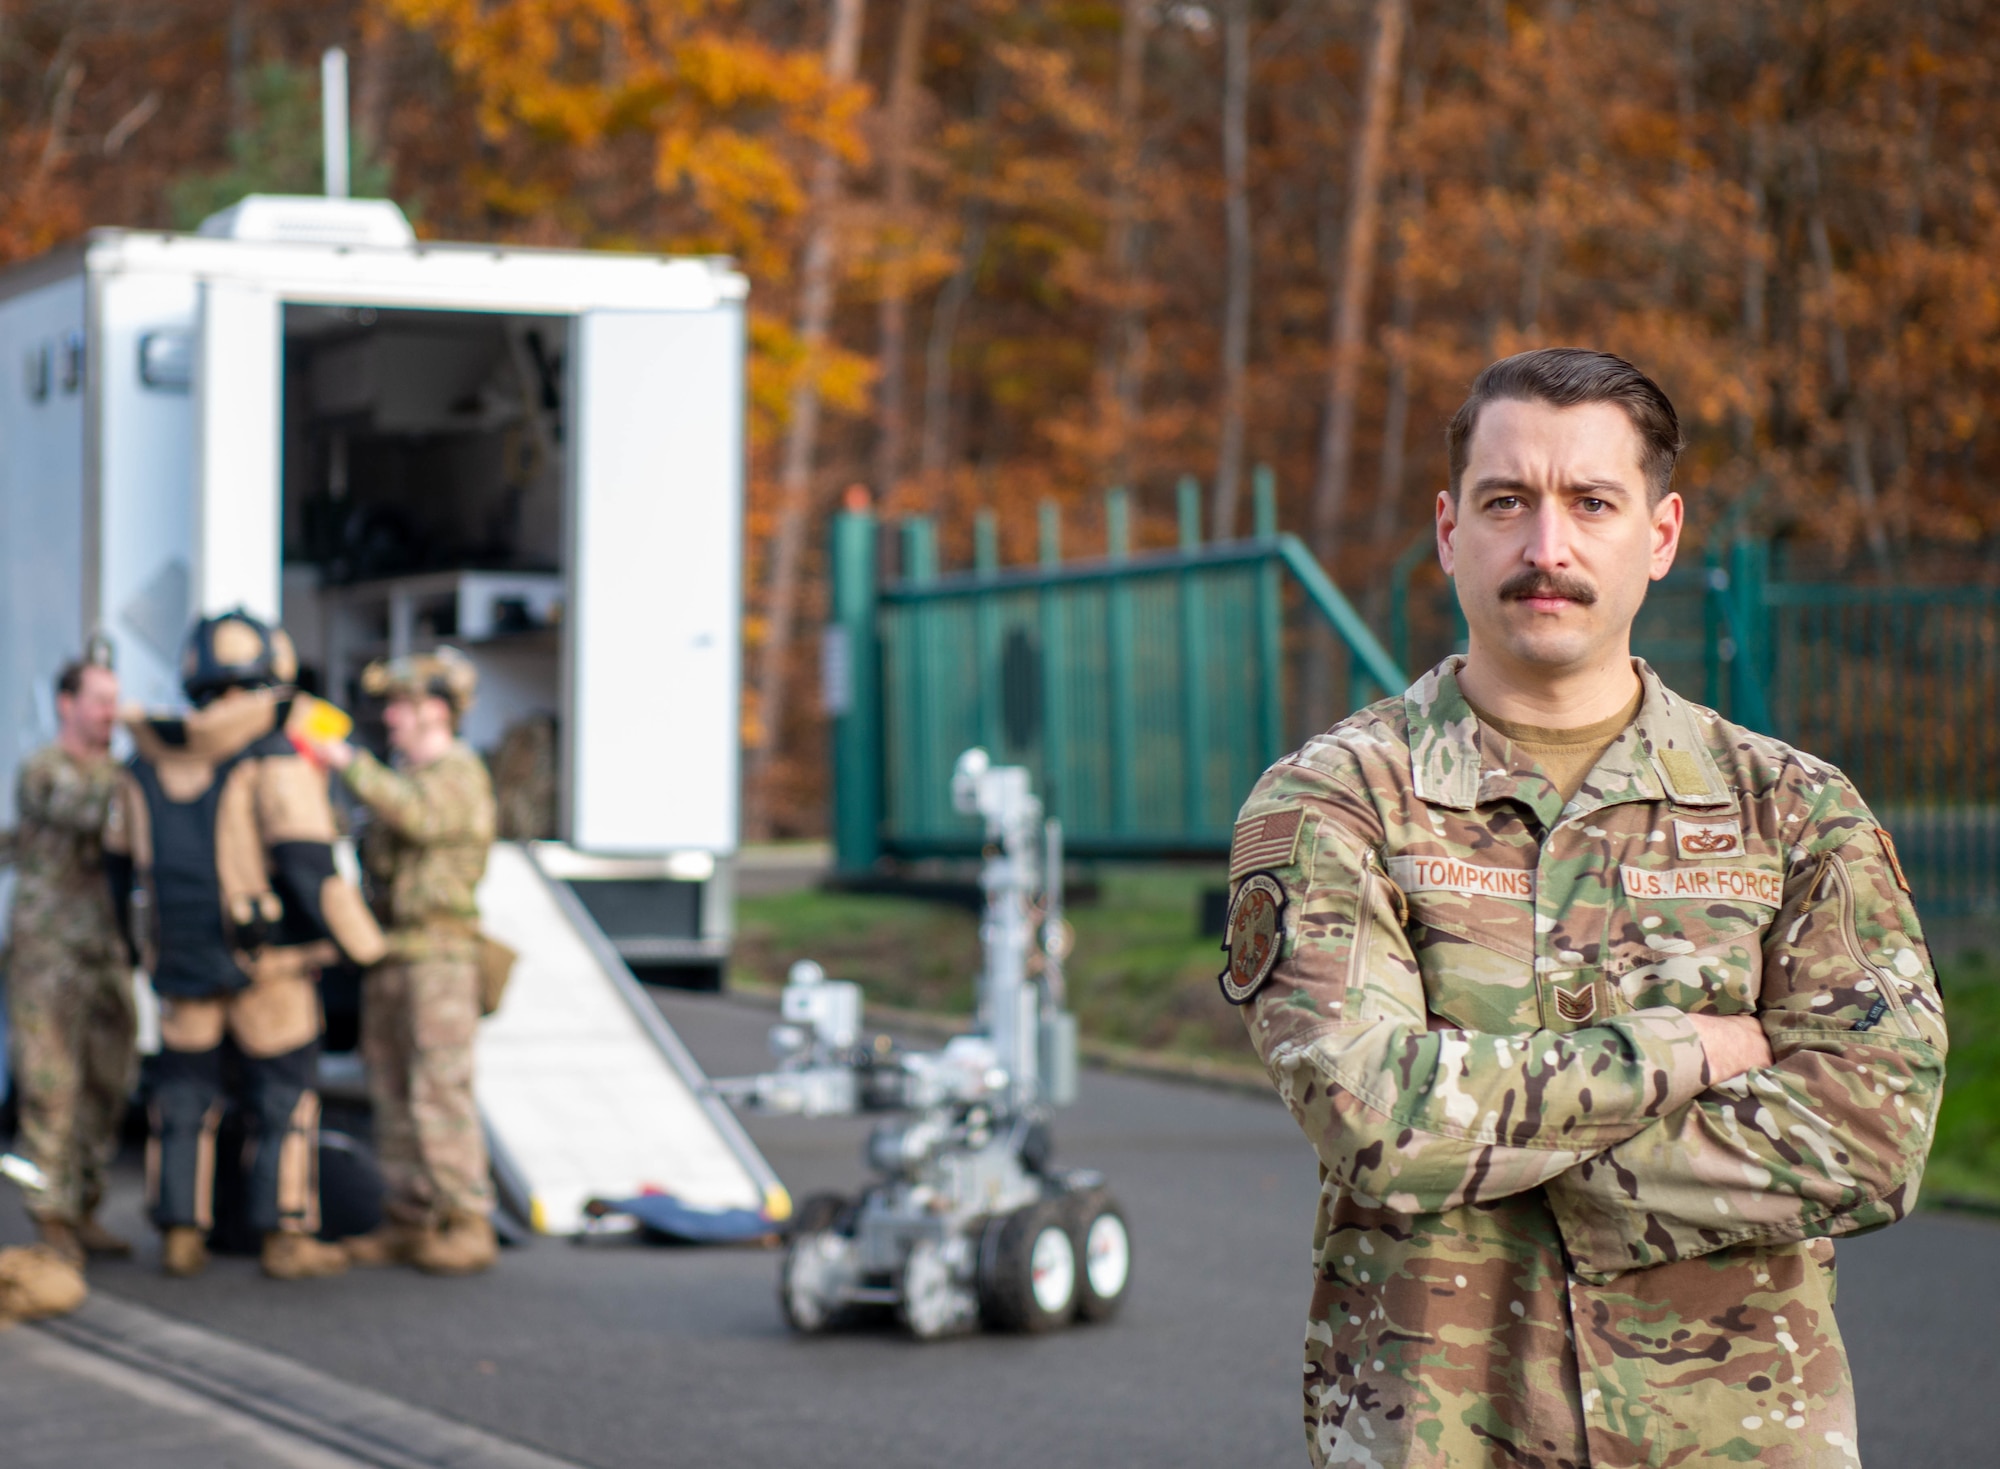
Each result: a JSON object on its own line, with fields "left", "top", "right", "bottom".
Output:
{"left": 321, "top": 47, "right": 350, "bottom": 199}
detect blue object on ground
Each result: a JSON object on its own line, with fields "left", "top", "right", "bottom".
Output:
{"left": 595, "top": 1193, "right": 777, "bottom": 1243}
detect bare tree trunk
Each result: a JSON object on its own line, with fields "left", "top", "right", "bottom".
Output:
{"left": 918, "top": 205, "right": 986, "bottom": 498}
{"left": 744, "top": 0, "right": 868, "bottom": 840}
{"left": 1803, "top": 139, "right": 1889, "bottom": 566}
{"left": 1097, "top": 0, "right": 1151, "bottom": 484}
{"left": 229, "top": 0, "right": 252, "bottom": 137}
{"left": 873, "top": 0, "right": 931, "bottom": 501}
{"left": 1302, "top": 0, "right": 1404, "bottom": 725}
{"left": 1210, "top": 0, "right": 1252, "bottom": 539}
{"left": 1367, "top": 164, "right": 1422, "bottom": 590}
{"left": 1735, "top": 123, "right": 1769, "bottom": 459}
{"left": 354, "top": 8, "right": 396, "bottom": 163}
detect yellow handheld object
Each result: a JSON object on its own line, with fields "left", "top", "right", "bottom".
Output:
{"left": 291, "top": 693, "right": 354, "bottom": 745}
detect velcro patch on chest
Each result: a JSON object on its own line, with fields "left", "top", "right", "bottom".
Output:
{"left": 1229, "top": 808, "right": 1303, "bottom": 882}
{"left": 1386, "top": 854, "right": 1534, "bottom": 903}
{"left": 1620, "top": 863, "right": 1782, "bottom": 909}
{"left": 1218, "top": 872, "right": 1288, "bottom": 1006}
{"left": 1673, "top": 817, "right": 1743, "bottom": 860}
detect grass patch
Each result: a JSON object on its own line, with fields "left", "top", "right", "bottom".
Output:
{"left": 733, "top": 865, "right": 1255, "bottom": 1066}
{"left": 1927, "top": 949, "right": 2000, "bottom": 1210}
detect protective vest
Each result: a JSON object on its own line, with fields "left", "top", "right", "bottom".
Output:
{"left": 105, "top": 690, "right": 384, "bottom": 998}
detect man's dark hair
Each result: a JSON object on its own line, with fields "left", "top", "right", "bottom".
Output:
{"left": 1445, "top": 348, "right": 1686, "bottom": 503}
{"left": 55, "top": 661, "right": 89, "bottom": 701}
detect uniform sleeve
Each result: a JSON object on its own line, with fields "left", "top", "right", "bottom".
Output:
{"left": 1233, "top": 761, "right": 1712, "bottom": 1215}
{"left": 18, "top": 751, "right": 117, "bottom": 834}
{"left": 341, "top": 751, "right": 492, "bottom": 844}
{"left": 1544, "top": 774, "right": 1948, "bottom": 1282}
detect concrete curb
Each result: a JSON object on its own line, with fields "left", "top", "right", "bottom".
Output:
{"left": 36, "top": 1292, "right": 591, "bottom": 1469}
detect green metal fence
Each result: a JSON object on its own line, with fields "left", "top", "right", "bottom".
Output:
{"left": 1709, "top": 542, "right": 2000, "bottom": 919}
{"left": 827, "top": 473, "right": 1404, "bottom": 870}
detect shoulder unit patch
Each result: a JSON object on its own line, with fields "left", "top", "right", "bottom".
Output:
{"left": 1218, "top": 871, "right": 1288, "bottom": 1006}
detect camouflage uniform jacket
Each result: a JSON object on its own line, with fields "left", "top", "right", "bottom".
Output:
{"left": 1225, "top": 658, "right": 1947, "bottom": 1468}
{"left": 344, "top": 743, "right": 495, "bottom": 960}
{"left": 6, "top": 744, "right": 123, "bottom": 970}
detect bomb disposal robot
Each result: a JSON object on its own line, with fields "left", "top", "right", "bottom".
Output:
{"left": 715, "top": 749, "right": 1131, "bottom": 1339}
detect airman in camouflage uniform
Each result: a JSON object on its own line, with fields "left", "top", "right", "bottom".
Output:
{"left": 4, "top": 658, "right": 135, "bottom": 1267}
{"left": 316, "top": 648, "right": 499, "bottom": 1274}
{"left": 1227, "top": 351, "right": 1946, "bottom": 1467}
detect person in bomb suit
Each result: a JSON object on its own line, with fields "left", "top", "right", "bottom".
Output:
{"left": 307, "top": 648, "right": 499, "bottom": 1275}
{"left": 3, "top": 649, "right": 137, "bottom": 1267}
{"left": 103, "top": 611, "right": 385, "bottom": 1280}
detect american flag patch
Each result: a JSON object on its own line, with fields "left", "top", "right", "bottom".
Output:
{"left": 1229, "top": 808, "right": 1303, "bottom": 881}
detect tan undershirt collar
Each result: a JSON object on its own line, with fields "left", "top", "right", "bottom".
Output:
{"left": 1463, "top": 686, "right": 1644, "bottom": 805}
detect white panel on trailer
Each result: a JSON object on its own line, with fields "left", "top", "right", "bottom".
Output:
{"left": 193, "top": 280, "right": 281, "bottom": 620}
{"left": 474, "top": 844, "right": 777, "bottom": 1233}
{"left": 0, "top": 271, "right": 84, "bottom": 963}
{"left": 96, "top": 271, "right": 199, "bottom": 712}
{"left": 567, "top": 307, "right": 743, "bottom": 854}
{"left": 0, "top": 274, "right": 87, "bottom": 841}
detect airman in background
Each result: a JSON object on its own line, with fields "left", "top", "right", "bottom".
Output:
{"left": 105, "top": 610, "right": 386, "bottom": 1281}
{"left": 3, "top": 649, "right": 136, "bottom": 1268}
{"left": 310, "top": 647, "right": 500, "bottom": 1276}
{"left": 1226, "top": 349, "right": 1946, "bottom": 1466}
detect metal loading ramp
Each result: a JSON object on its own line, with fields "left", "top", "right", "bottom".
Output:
{"left": 472, "top": 843, "right": 784, "bottom": 1235}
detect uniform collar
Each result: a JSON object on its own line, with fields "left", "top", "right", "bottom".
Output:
{"left": 1405, "top": 657, "right": 1732, "bottom": 816}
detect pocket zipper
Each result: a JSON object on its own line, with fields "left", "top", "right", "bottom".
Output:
{"left": 1819, "top": 854, "right": 1920, "bottom": 1039}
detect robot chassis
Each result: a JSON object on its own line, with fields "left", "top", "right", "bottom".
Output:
{"left": 714, "top": 750, "right": 1132, "bottom": 1339}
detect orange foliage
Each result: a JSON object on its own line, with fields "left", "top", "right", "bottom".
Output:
{"left": 4, "top": 0, "right": 1998, "bottom": 832}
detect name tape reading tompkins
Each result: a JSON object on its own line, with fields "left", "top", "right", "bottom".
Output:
{"left": 1619, "top": 863, "right": 1782, "bottom": 909}
{"left": 1387, "top": 855, "right": 1535, "bottom": 902}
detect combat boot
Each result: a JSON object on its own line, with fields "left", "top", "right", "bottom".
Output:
{"left": 412, "top": 1210, "right": 498, "bottom": 1276}
{"left": 343, "top": 1222, "right": 421, "bottom": 1267}
{"left": 161, "top": 1226, "right": 209, "bottom": 1278}
{"left": 75, "top": 1215, "right": 134, "bottom": 1259}
{"left": 260, "top": 1231, "right": 350, "bottom": 1280}
{"left": 35, "top": 1219, "right": 85, "bottom": 1270}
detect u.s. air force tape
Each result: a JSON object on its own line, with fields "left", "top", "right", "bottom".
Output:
{"left": 1218, "top": 872, "right": 1287, "bottom": 1006}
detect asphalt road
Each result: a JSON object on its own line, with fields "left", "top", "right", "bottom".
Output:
{"left": 3, "top": 988, "right": 1996, "bottom": 1468}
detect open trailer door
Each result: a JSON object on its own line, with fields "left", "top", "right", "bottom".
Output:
{"left": 193, "top": 279, "right": 283, "bottom": 621}
{"left": 565, "top": 307, "right": 745, "bottom": 856}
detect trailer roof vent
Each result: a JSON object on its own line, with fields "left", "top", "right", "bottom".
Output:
{"left": 196, "top": 195, "right": 417, "bottom": 248}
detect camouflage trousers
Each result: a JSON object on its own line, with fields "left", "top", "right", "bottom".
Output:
{"left": 363, "top": 956, "right": 491, "bottom": 1224}
{"left": 5, "top": 954, "right": 136, "bottom": 1222}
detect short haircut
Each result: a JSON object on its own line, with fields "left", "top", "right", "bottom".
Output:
{"left": 56, "top": 659, "right": 113, "bottom": 702}
{"left": 1445, "top": 348, "right": 1686, "bottom": 503}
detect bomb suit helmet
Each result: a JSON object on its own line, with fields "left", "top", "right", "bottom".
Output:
{"left": 180, "top": 609, "right": 298, "bottom": 708}
{"left": 360, "top": 647, "right": 478, "bottom": 728}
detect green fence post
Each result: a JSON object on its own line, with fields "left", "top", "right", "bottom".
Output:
{"left": 1386, "top": 531, "right": 1434, "bottom": 682}
{"left": 1252, "top": 464, "right": 1277, "bottom": 540}
{"left": 1106, "top": 487, "right": 1136, "bottom": 833}
{"left": 974, "top": 509, "right": 1002, "bottom": 753}
{"left": 1176, "top": 476, "right": 1208, "bottom": 831}
{"left": 1253, "top": 467, "right": 1284, "bottom": 759}
{"left": 900, "top": 517, "right": 940, "bottom": 833}
{"left": 829, "top": 507, "right": 881, "bottom": 873}
{"left": 1037, "top": 500, "right": 1069, "bottom": 824}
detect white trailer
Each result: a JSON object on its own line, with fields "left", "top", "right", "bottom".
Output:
{"left": 0, "top": 195, "right": 784, "bottom": 1232}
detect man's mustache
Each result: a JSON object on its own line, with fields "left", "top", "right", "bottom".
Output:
{"left": 1498, "top": 571, "right": 1598, "bottom": 605}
